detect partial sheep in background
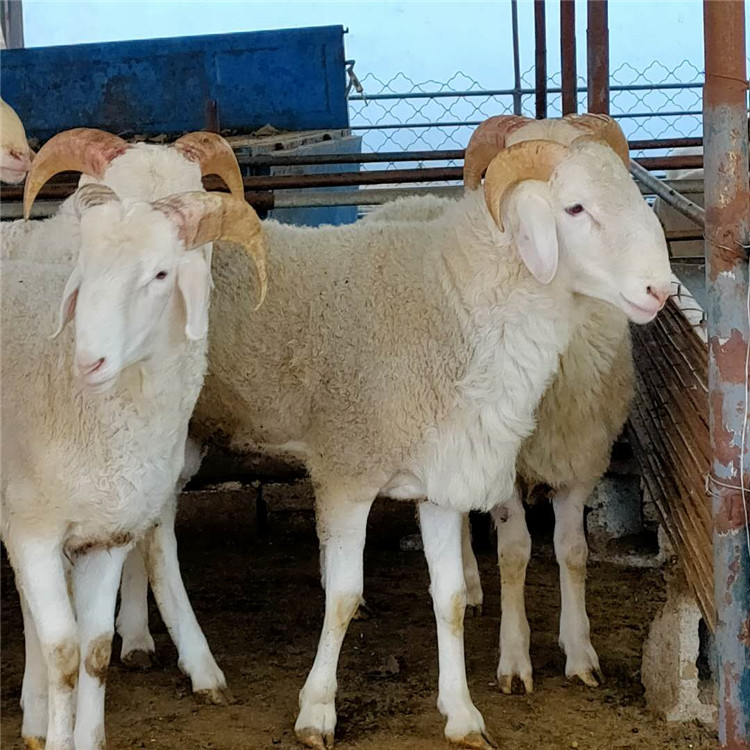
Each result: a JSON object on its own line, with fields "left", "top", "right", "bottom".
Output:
{"left": 364, "top": 113, "right": 637, "bottom": 694}
{"left": 0, "top": 97, "right": 33, "bottom": 184}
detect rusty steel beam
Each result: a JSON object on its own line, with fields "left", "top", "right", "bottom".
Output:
{"left": 586, "top": 0, "right": 609, "bottom": 114}
{"left": 534, "top": 0, "right": 548, "bottom": 119}
{"left": 0, "top": 155, "right": 722, "bottom": 205}
{"left": 703, "top": 0, "right": 750, "bottom": 747}
{"left": 560, "top": 0, "right": 578, "bottom": 115}
{"left": 630, "top": 161, "right": 705, "bottom": 227}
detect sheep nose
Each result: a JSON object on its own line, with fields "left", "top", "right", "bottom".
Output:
{"left": 646, "top": 286, "right": 669, "bottom": 309}
{"left": 77, "top": 356, "right": 105, "bottom": 376}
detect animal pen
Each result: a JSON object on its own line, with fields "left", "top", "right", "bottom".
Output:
{"left": 0, "top": 1, "right": 748, "bottom": 749}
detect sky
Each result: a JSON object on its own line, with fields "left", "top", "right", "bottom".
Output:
{"left": 21, "top": 0, "right": 718, "bottom": 91}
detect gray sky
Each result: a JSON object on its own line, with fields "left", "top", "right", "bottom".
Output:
{"left": 23, "top": 1, "right": 713, "bottom": 89}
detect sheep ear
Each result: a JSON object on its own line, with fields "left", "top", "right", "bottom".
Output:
{"left": 513, "top": 192, "right": 559, "bottom": 285}
{"left": 177, "top": 252, "right": 211, "bottom": 341}
{"left": 52, "top": 266, "right": 81, "bottom": 338}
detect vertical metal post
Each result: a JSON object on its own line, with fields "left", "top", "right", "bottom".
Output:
{"left": 561, "top": 0, "right": 577, "bottom": 114}
{"left": 0, "top": 0, "right": 24, "bottom": 49}
{"left": 703, "top": 1, "right": 750, "bottom": 747}
{"left": 511, "top": 0, "right": 522, "bottom": 116}
{"left": 534, "top": 0, "right": 548, "bottom": 119}
{"left": 586, "top": 0, "right": 609, "bottom": 114}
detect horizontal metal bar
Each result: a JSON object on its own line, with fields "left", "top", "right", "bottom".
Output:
{"left": 235, "top": 139, "right": 703, "bottom": 168}
{"left": 351, "top": 111, "right": 704, "bottom": 131}
{"left": 237, "top": 150, "right": 465, "bottom": 167}
{"left": 349, "top": 81, "right": 704, "bottom": 102}
{"left": 630, "top": 160, "right": 705, "bottom": 227}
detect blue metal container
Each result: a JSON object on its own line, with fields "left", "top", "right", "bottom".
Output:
{"left": 0, "top": 25, "right": 349, "bottom": 141}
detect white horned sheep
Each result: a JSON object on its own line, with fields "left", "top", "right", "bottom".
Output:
{"left": 108, "top": 116, "right": 670, "bottom": 747}
{"left": 0, "top": 97, "right": 34, "bottom": 184}
{"left": 2, "top": 133, "right": 267, "bottom": 750}
{"left": 200, "top": 119, "right": 668, "bottom": 749}
{"left": 3, "top": 128, "right": 246, "bottom": 698}
{"left": 365, "top": 113, "right": 636, "bottom": 693}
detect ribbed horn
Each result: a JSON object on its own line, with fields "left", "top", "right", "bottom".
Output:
{"left": 152, "top": 191, "right": 267, "bottom": 307}
{"left": 463, "top": 115, "right": 532, "bottom": 190}
{"left": 23, "top": 128, "right": 128, "bottom": 220}
{"left": 562, "top": 113, "right": 630, "bottom": 166}
{"left": 172, "top": 132, "right": 244, "bottom": 200}
{"left": 73, "top": 183, "right": 121, "bottom": 217}
{"left": 484, "top": 140, "right": 569, "bottom": 232}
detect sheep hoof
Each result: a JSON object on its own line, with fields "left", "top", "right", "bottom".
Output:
{"left": 194, "top": 685, "right": 234, "bottom": 705}
{"left": 570, "top": 667, "right": 604, "bottom": 688}
{"left": 351, "top": 601, "right": 373, "bottom": 621}
{"left": 295, "top": 727, "right": 334, "bottom": 749}
{"left": 23, "top": 737, "right": 46, "bottom": 750}
{"left": 450, "top": 730, "right": 499, "bottom": 750}
{"left": 121, "top": 648, "right": 156, "bottom": 670}
{"left": 465, "top": 603, "right": 483, "bottom": 618}
{"left": 497, "top": 672, "right": 533, "bottom": 695}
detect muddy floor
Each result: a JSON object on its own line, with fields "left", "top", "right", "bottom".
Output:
{"left": 1, "top": 485, "right": 717, "bottom": 749}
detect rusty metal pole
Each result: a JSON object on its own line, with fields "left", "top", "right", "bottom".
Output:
{"left": 561, "top": 0, "right": 577, "bottom": 114}
{"left": 586, "top": 0, "right": 609, "bottom": 114}
{"left": 703, "top": 1, "right": 750, "bottom": 747}
{"left": 534, "top": 0, "right": 547, "bottom": 119}
{"left": 511, "top": 0, "right": 522, "bottom": 115}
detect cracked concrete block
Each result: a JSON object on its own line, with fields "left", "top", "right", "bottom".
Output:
{"left": 641, "top": 573, "right": 717, "bottom": 724}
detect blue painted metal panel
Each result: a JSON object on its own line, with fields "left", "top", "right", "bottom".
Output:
{"left": 268, "top": 134, "right": 361, "bottom": 227}
{"left": 0, "top": 26, "right": 348, "bottom": 141}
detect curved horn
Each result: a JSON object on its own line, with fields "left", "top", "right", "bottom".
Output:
{"left": 484, "top": 140, "right": 569, "bottom": 232}
{"left": 463, "top": 115, "right": 532, "bottom": 190}
{"left": 172, "top": 132, "right": 244, "bottom": 200}
{"left": 73, "top": 183, "right": 120, "bottom": 217}
{"left": 152, "top": 191, "right": 267, "bottom": 307}
{"left": 562, "top": 113, "right": 630, "bottom": 166}
{"left": 23, "top": 128, "right": 128, "bottom": 220}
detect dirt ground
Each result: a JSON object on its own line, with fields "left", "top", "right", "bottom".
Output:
{"left": 1, "top": 485, "right": 717, "bottom": 750}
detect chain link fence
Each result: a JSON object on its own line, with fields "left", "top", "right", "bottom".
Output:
{"left": 347, "top": 59, "right": 750, "bottom": 171}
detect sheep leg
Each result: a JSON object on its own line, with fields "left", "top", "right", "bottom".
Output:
{"left": 553, "top": 483, "right": 603, "bottom": 687}
{"left": 72, "top": 544, "right": 130, "bottom": 750}
{"left": 20, "top": 591, "right": 48, "bottom": 748}
{"left": 141, "top": 499, "right": 229, "bottom": 704}
{"left": 116, "top": 546, "right": 156, "bottom": 669}
{"left": 7, "top": 532, "right": 78, "bottom": 750}
{"left": 461, "top": 514, "right": 484, "bottom": 616}
{"left": 296, "top": 490, "right": 375, "bottom": 749}
{"left": 319, "top": 535, "right": 371, "bottom": 621}
{"left": 491, "top": 491, "right": 533, "bottom": 694}
{"left": 419, "top": 501, "right": 496, "bottom": 750}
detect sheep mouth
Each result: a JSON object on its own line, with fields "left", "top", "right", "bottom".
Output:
{"left": 81, "top": 372, "right": 118, "bottom": 394}
{"left": 619, "top": 293, "right": 661, "bottom": 324}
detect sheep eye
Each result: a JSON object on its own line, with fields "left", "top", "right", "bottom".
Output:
{"left": 565, "top": 204, "right": 585, "bottom": 216}
{"left": 154, "top": 271, "right": 168, "bottom": 280}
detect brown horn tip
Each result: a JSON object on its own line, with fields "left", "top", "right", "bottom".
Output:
{"left": 464, "top": 115, "right": 532, "bottom": 190}
{"left": 172, "top": 132, "right": 244, "bottom": 201}
{"left": 562, "top": 113, "right": 630, "bottom": 166}
{"left": 23, "top": 128, "right": 128, "bottom": 220}
{"left": 152, "top": 191, "right": 267, "bottom": 307}
{"left": 483, "top": 139, "right": 569, "bottom": 232}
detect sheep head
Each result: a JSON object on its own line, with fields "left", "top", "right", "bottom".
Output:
{"left": 1, "top": 98, "right": 34, "bottom": 185}
{"left": 463, "top": 113, "right": 630, "bottom": 191}
{"left": 23, "top": 128, "right": 244, "bottom": 219}
{"left": 47, "top": 185, "right": 267, "bottom": 392}
{"left": 482, "top": 137, "right": 671, "bottom": 325}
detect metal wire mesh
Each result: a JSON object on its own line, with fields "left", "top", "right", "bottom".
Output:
{"left": 348, "top": 59, "right": 750, "bottom": 171}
